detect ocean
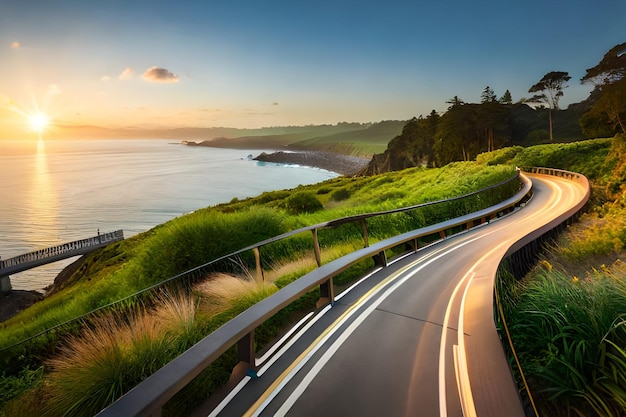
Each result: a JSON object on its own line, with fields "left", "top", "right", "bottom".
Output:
{"left": 0, "top": 138, "right": 338, "bottom": 292}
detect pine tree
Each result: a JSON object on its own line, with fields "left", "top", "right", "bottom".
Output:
{"left": 499, "top": 89, "right": 512, "bottom": 104}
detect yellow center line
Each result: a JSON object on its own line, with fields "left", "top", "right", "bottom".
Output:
{"left": 243, "top": 254, "right": 426, "bottom": 416}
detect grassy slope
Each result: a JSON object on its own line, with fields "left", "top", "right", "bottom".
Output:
{"left": 0, "top": 163, "right": 515, "bottom": 352}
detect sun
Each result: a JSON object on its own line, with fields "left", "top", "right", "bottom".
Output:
{"left": 29, "top": 112, "right": 50, "bottom": 134}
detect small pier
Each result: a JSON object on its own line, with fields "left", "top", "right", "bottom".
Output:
{"left": 0, "top": 230, "right": 124, "bottom": 294}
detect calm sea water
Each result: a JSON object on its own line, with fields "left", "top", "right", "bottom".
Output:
{"left": 0, "top": 139, "right": 338, "bottom": 292}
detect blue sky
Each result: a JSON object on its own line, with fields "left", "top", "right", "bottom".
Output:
{"left": 1, "top": 0, "right": 624, "bottom": 134}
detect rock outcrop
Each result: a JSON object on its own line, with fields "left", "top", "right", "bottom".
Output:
{"left": 254, "top": 151, "right": 370, "bottom": 176}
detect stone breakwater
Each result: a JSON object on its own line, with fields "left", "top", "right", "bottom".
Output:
{"left": 254, "top": 151, "right": 370, "bottom": 176}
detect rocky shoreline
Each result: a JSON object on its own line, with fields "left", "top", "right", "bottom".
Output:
{"left": 0, "top": 290, "right": 43, "bottom": 322}
{"left": 253, "top": 150, "right": 370, "bottom": 176}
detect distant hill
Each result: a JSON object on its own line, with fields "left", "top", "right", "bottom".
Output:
{"left": 288, "top": 120, "right": 406, "bottom": 156}
{"left": 47, "top": 124, "right": 367, "bottom": 141}
{"left": 189, "top": 120, "right": 405, "bottom": 157}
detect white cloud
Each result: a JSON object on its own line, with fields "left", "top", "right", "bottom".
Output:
{"left": 100, "top": 75, "right": 111, "bottom": 82}
{"left": 118, "top": 67, "right": 134, "bottom": 80}
{"left": 11, "top": 41, "right": 19, "bottom": 49}
{"left": 141, "top": 66, "right": 179, "bottom": 83}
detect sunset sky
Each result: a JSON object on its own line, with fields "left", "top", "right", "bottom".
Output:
{"left": 1, "top": 0, "right": 624, "bottom": 138}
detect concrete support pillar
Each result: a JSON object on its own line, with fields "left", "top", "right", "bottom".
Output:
{"left": 1, "top": 275, "right": 11, "bottom": 295}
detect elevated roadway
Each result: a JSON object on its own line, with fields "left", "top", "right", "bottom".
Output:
{"left": 0, "top": 230, "right": 124, "bottom": 294}
{"left": 202, "top": 173, "right": 589, "bottom": 417}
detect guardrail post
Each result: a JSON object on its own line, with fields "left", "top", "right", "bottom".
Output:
{"left": 253, "top": 247, "right": 264, "bottom": 282}
{"left": 312, "top": 229, "right": 322, "bottom": 267}
{"left": 235, "top": 331, "right": 257, "bottom": 378}
{"left": 361, "top": 219, "right": 369, "bottom": 248}
{"left": 373, "top": 251, "right": 387, "bottom": 268}
{"left": 317, "top": 278, "right": 335, "bottom": 308}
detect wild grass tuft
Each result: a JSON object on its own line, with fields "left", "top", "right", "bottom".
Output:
{"left": 195, "top": 273, "right": 278, "bottom": 316}
{"left": 506, "top": 263, "right": 626, "bottom": 417}
{"left": 40, "top": 290, "right": 198, "bottom": 417}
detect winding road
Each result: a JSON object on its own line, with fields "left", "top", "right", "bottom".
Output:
{"left": 199, "top": 173, "right": 589, "bottom": 417}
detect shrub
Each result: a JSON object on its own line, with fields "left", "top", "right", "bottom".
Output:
{"left": 330, "top": 187, "right": 350, "bottom": 201}
{"left": 284, "top": 192, "right": 323, "bottom": 215}
{"left": 141, "top": 207, "right": 286, "bottom": 282}
{"left": 316, "top": 186, "right": 332, "bottom": 195}
{"left": 476, "top": 146, "right": 523, "bottom": 166}
{"left": 0, "top": 367, "right": 43, "bottom": 415}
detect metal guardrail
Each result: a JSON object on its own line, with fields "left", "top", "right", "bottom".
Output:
{"left": 96, "top": 173, "right": 533, "bottom": 417}
{"left": 0, "top": 174, "right": 520, "bottom": 353}
{"left": 504, "top": 167, "right": 590, "bottom": 260}
{"left": 494, "top": 167, "right": 591, "bottom": 416}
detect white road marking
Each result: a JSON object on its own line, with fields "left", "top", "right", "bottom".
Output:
{"left": 438, "top": 270, "right": 474, "bottom": 417}
{"left": 271, "top": 236, "right": 485, "bottom": 416}
{"left": 455, "top": 272, "right": 477, "bottom": 417}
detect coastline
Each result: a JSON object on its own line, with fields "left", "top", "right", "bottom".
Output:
{"left": 2, "top": 142, "right": 350, "bottom": 322}
{"left": 253, "top": 150, "right": 370, "bottom": 176}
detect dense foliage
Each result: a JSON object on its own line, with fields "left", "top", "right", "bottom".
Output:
{"left": 366, "top": 42, "right": 625, "bottom": 177}
{"left": 580, "top": 42, "right": 626, "bottom": 137}
{"left": 364, "top": 101, "right": 588, "bottom": 174}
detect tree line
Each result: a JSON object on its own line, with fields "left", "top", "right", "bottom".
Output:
{"left": 365, "top": 42, "right": 625, "bottom": 173}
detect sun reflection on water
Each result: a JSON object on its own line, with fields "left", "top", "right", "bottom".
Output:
{"left": 27, "top": 137, "right": 60, "bottom": 247}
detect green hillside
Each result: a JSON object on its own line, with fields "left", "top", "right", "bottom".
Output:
{"left": 288, "top": 120, "right": 406, "bottom": 156}
{"left": 191, "top": 120, "right": 404, "bottom": 157}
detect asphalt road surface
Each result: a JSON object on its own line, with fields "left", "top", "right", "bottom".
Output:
{"left": 202, "top": 173, "right": 588, "bottom": 417}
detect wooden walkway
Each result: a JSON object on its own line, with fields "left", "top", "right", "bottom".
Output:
{"left": 0, "top": 230, "right": 124, "bottom": 292}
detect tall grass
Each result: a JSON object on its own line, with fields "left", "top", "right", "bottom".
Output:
{"left": 42, "top": 290, "right": 197, "bottom": 417}
{"left": 0, "top": 289, "right": 204, "bottom": 417}
{"left": 505, "top": 264, "right": 626, "bottom": 417}
{"left": 195, "top": 273, "right": 278, "bottom": 316}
